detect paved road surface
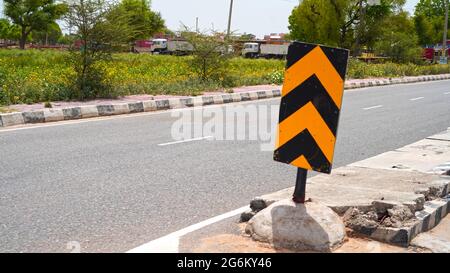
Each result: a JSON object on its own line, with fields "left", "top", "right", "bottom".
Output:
{"left": 0, "top": 80, "right": 449, "bottom": 252}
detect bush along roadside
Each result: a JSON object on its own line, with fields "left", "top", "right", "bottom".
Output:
{"left": 1, "top": 49, "right": 450, "bottom": 106}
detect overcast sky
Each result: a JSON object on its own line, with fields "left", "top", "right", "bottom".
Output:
{"left": 1, "top": 0, "right": 420, "bottom": 38}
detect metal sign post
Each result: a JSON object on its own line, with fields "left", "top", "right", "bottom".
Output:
{"left": 293, "top": 168, "right": 308, "bottom": 203}
{"left": 274, "top": 42, "right": 349, "bottom": 204}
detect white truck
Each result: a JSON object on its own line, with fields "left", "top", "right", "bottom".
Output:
{"left": 151, "top": 38, "right": 194, "bottom": 55}
{"left": 151, "top": 38, "right": 234, "bottom": 56}
{"left": 242, "top": 42, "right": 289, "bottom": 59}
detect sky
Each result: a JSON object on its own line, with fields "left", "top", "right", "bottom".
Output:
{"left": 0, "top": 0, "right": 420, "bottom": 38}
{"left": 152, "top": 0, "right": 420, "bottom": 38}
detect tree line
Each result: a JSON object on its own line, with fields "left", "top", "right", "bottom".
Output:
{"left": 0, "top": 0, "right": 165, "bottom": 49}
{"left": 288, "top": 0, "right": 449, "bottom": 62}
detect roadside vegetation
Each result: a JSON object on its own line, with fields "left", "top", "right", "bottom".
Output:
{"left": 0, "top": 50, "right": 285, "bottom": 105}
{"left": 1, "top": 49, "right": 450, "bottom": 106}
{"left": 0, "top": 0, "right": 449, "bottom": 106}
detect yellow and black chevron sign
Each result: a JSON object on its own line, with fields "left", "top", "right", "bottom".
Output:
{"left": 274, "top": 42, "right": 349, "bottom": 174}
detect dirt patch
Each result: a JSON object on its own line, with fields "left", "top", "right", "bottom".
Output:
{"left": 191, "top": 234, "right": 298, "bottom": 253}
{"left": 335, "top": 235, "right": 420, "bottom": 253}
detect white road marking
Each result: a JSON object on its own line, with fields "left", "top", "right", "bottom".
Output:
{"left": 363, "top": 105, "right": 383, "bottom": 110}
{"left": 444, "top": 92, "right": 450, "bottom": 95}
{"left": 410, "top": 97, "right": 424, "bottom": 101}
{"left": 127, "top": 205, "right": 249, "bottom": 253}
{"left": 158, "top": 136, "right": 214, "bottom": 146}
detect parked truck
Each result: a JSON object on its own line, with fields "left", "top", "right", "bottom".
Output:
{"left": 242, "top": 42, "right": 289, "bottom": 59}
{"left": 151, "top": 38, "right": 194, "bottom": 55}
{"left": 132, "top": 40, "right": 153, "bottom": 53}
{"left": 422, "top": 40, "right": 450, "bottom": 63}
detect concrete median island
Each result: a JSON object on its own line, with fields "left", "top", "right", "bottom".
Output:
{"left": 242, "top": 128, "right": 450, "bottom": 251}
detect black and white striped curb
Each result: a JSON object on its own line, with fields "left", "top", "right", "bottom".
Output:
{"left": 368, "top": 193, "right": 450, "bottom": 247}
{"left": 343, "top": 73, "right": 450, "bottom": 90}
{"left": 0, "top": 90, "right": 280, "bottom": 128}
{"left": 243, "top": 177, "right": 450, "bottom": 247}
{"left": 1, "top": 73, "right": 450, "bottom": 128}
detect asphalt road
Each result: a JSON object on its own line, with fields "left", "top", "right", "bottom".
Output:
{"left": 0, "top": 80, "right": 449, "bottom": 252}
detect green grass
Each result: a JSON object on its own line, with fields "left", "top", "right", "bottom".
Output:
{"left": 0, "top": 49, "right": 449, "bottom": 105}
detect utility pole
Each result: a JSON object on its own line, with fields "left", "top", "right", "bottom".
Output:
{"left": 443, "top": 0, "right": 449, "bottom": 62}
{"left": 196, "top": 17, "right": 199, "bottom": 33}
{"left": 227, "top": 0, "right": 234, "bottom": 39}
{"left": 353, "top": 0, "right": 366, "bottom": 57}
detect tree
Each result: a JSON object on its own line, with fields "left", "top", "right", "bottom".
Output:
{"left": 64, "top": 0, "right": 131, "bottom": 100}
{"left": 0, "top": 18, "right": 21, "bottom": 41}
{"left": 110, "top": 0, "right": 165, "bottom": 42}
{"left": 4, "top": 0, "right": 68, "bottom": 49}
{"left": 374, "top": 12, "right": 423, "bottom": 62}
{"left": 0, "top": 19, "right": 11, "bottom": 40}
{"left": 415, "top": 0, "right": 447, "bottom": 17}
{"left": 414, "top": 0, "right": 449, "bottom": 45}
{"left": 31, "top": 22, "right": 63, "bottom": 45}
{"left": 182, "top": 28, "right": 233, "bottom": 83}
{"left": 414, "top": 14, "right": 436, "bottom": 45}
{"left": 288, "top": 0, "right": 348, "bottom": 47}
{"left": 288, "top": 0, "right": 407, "bottom": 51}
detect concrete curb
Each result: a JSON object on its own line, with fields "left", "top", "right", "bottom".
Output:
{"left": 1, "top": 74, "right": 450, "bottom": 128}
{"left": 242, "top": 127, "right": 450, "bottom": 248}
{"left": 361, "top": 194, "right": 450, "bottom": 247}
{"left": 245, "top": 177, "right": 450, "bottom": 248}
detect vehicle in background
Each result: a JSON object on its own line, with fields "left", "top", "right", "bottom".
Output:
{"left": 241, "top": 42, "right": 289, "bottom": 59}
{"left": 150, "top": 38, "right": 193, "bottom": 55}
{"left": 132, "top": 40, "right": 153, "bottom": 53}
{"left": 422, "top": 40, "right": 450, "bottom": 63}
{"left": 150, "top": 38, "right": 234, "bottom": 56}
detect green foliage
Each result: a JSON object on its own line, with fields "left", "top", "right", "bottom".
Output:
{"left": 57, "top": 34, "right": 77, "bottom": 45}
{"left": 110, "top": 0, "right": 165, "bottom": 42}
{"left": 415, "top": 0, "right": 447, "bottom": 17}
{"left": 288, "top": 0, "right": 348, "bottom": 47}
{"left": 0, "top": 50, "right": 285, "bottom": 105}
{"left": 347, "top": 58, "right": 450, "bottom": 78}
{"left": 0, "top": 18, "right": 21, "bottom": 40}
{"left": 182, "top": 30, "right": 233, "bottom": 83}
{"left": 414, "top": 0, "right": 450, "bottom": 45}
{"left": 64, "top": 0, "right": 132, "bottom": 100}
{"left": 1, "top": 49, "right": 450, "bottom": 107}
{"left": 414, "top": 14, "right": 436, "bottom": 45}
{"left": 31, "top": 22, "right": 63, "bottom": 45}
{"left": 4, "top": 0, "right": 68, "bottom": 49}
{"left": 374, "top": 12, "right": 423, "bottom": 62}
{"left": 288, "top": 0, "right": 407, "bottom": 49}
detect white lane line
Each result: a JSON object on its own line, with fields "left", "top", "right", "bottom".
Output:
{"left": 363, "top": 105, "right": 383, "bottom": 110}
{"left": 127, "top": 205, "right": 249, "bottom": 253}
{"left": 158, "top": 136, "right": 213, "bottom": 146}
{"left": 410, "top": 96, "right": 424, "bottom": 101}
{"left": 444, "top": 92, "right": 450, "bottom": 95}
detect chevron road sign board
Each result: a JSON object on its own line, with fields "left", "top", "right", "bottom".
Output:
{"left": 274, "top": 42, "right": 349, "bottom": 174}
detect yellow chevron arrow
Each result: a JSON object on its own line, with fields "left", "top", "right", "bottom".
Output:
{"left": 281, "top": 46, "right": 344, "bottom": 109}
{"left": 276, "top": 101, "right": 335, "bottom": 163}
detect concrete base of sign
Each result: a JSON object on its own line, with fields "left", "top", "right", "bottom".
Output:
{"left": 245, "top": 199, "right": 346, "bottom": 252}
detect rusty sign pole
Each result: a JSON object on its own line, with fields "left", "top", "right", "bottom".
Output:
{"left": 293, "top": 168, "right": 307, "bottom": 203}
